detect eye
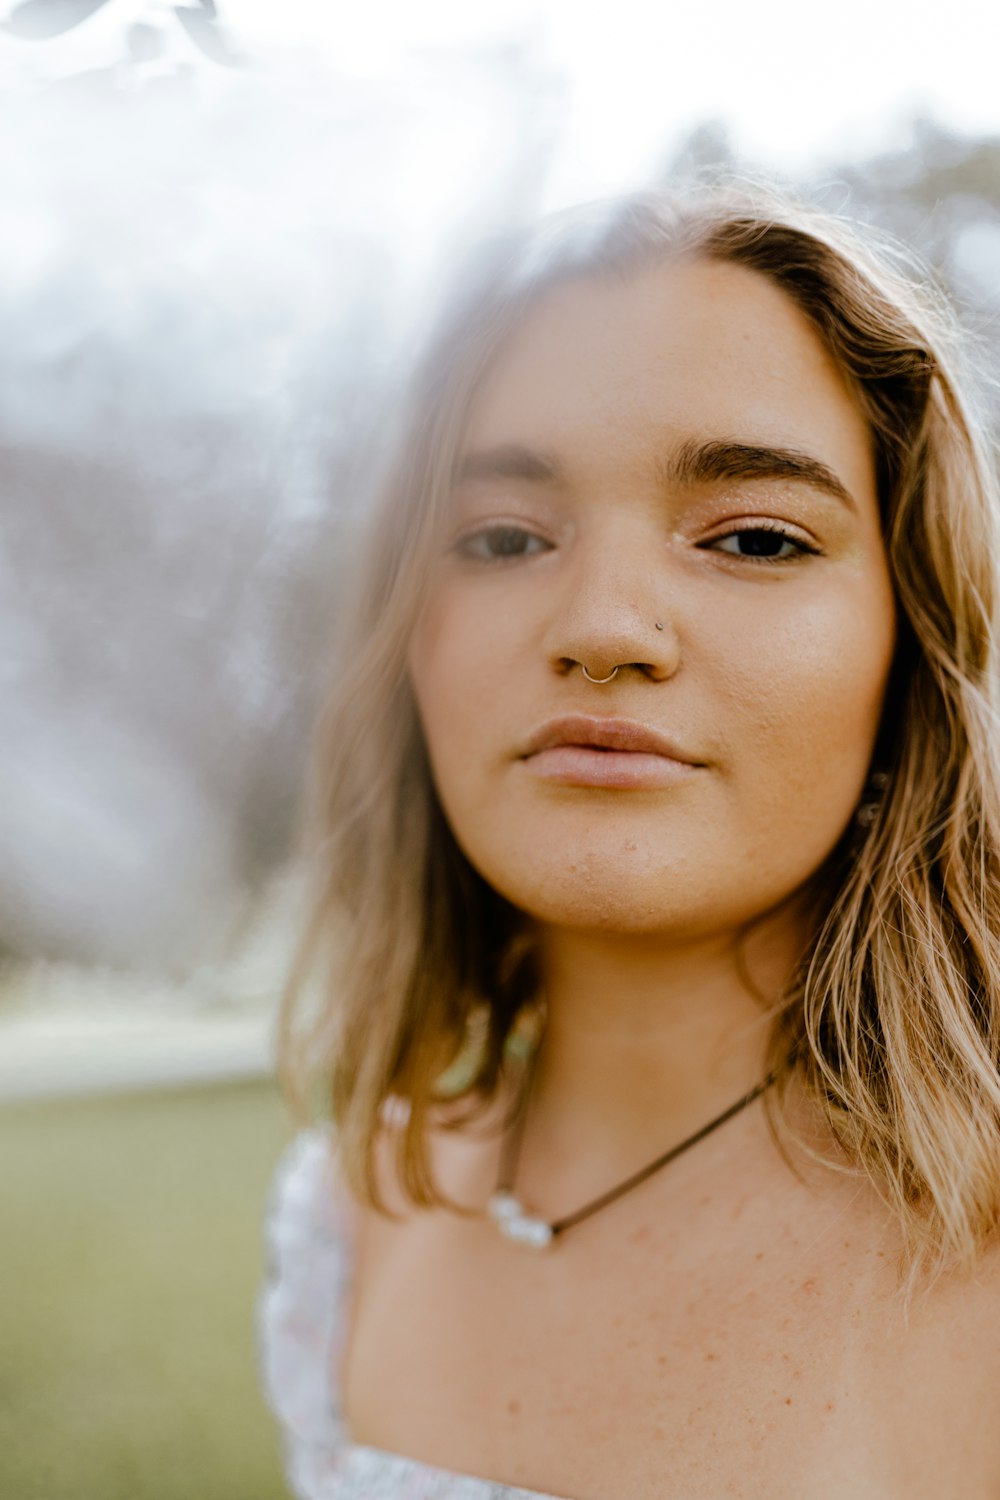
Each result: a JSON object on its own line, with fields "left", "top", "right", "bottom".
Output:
{"left": 455, "top": 524, "right": 551, "bottom": 562}
{"left": 703, "top": 524, "right": 818, "bottom": 564}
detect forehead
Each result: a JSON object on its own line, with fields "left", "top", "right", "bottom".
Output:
{"left": 459, "top": 256, "right": 875, "bottom": 497}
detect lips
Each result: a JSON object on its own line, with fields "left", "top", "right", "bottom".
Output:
{"left": 519, "top": 716, "right": 704, "bottom": 790}
{"left": 521, "top": 715, "right": 702, "bottom": 765}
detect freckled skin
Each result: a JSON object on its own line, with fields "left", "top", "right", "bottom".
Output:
{"left": 408, "top": 257, "right": 897, "bottom": 939}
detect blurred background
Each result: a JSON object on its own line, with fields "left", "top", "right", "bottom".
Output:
{"left": 2, "top": 1, "right": 999, "bottom": 1496}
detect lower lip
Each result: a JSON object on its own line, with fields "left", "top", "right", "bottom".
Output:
{"left": 522, "top": 746, "right": 702, "bottom": 789}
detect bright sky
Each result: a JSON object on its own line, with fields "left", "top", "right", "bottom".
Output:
{"left": 3, "top": 0, "right": 999, "bottom": 203}
{"left": 223, "top": 0, "right": 1000, "bottom": 194}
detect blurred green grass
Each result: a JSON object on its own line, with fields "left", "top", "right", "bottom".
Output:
{"left": 0, "top": 1077, "right": 294, "bottom": 1500}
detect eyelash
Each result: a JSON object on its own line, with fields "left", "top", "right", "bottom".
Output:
{"left": 454, "top": 522, "right": 819, "bottom": 566}
{"left": 454, "top": 525, "right": 550, "bottom": 562}
{"left": 699, "top": 522, "right": 820, "bottom": 565}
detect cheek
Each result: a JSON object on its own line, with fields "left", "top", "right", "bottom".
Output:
{"left": 714, "top": 575, "right": 896, "bottom": 818}
{"left": 407, "top": 592, "right": 497, "bottom": 783}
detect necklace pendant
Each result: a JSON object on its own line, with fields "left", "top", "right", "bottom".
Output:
{"left": 487, "top": 1191, "right": 553, "bottom": 1249}
{"left": 487, "top": 1190, "right": 523, "bottom": 1222}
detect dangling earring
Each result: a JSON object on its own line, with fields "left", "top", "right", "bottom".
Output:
{"left": 854, "top": 769, "right": 890, "bottom": 829}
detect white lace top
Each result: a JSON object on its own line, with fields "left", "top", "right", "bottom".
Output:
{"left": 258, "top": 1129, "right": 567, "bottom": 1500}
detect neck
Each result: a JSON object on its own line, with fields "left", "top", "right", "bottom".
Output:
{"left": 517, "top": 904, "right": 809, "bottom": 1190}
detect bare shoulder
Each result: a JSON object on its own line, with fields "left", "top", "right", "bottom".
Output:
{"left": 782, "top": 1103, "right": 1000, "bottom": 1482}
{"left": 783, "top": 1089, "right": 1000, "bottom": 1328}
{"left": 903, "top": 1236, "right": 1000, "bottom": 1484}
{"left": 907, "top": 1235, "right": 1000, "bottom": 1378}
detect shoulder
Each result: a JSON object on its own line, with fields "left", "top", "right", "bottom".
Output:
{"left": 912, "top": 1237, "right": 1000, "bottom": 1392}
{"left": 893, "top": 1238, "right": 1000, "bottom": 1487}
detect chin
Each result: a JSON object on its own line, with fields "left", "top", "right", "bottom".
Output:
{"left": 474, "top": 854, "right": 733, "bottom": 937}
{"left": 448, "top": 800, "right": 850, "bottom": 940}
{"left": 464, "top": 823, "right": 836, "bottom": 939}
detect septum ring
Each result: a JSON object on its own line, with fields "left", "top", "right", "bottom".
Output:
{"left": 581, "top": 664, "right": 619, "bottom": 684}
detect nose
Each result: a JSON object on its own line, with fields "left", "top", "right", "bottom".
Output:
{"left": 544, "top": 526, "right": 680, "bottom": 683}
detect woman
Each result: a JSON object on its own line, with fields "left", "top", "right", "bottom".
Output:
{"left": 259, "top": 181, "right": 1000, "bottom": 1498}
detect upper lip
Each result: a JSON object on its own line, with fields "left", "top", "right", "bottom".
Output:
{"left": 521, "top": 715, "right": 703, "bottom": 765}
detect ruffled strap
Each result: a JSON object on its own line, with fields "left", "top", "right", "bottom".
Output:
{"left": 258, "top": 1127, "right": 357, "bottom": 1500}
{"left": 258, "top": 1126, "right": 568, "bottom": 1500}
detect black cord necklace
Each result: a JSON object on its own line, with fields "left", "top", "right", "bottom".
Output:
{"left": 487, "top": 1029, "right": 780, "bottom": 1250}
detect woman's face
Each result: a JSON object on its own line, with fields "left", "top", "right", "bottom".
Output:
{"left": 407, "top": 255, "right": 897, "bottom": 937}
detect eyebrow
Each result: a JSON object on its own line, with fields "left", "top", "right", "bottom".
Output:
{"left": 666, "top": 438, "right": 857, "bottom": 511}
{"left": 455, "top": 444, "right": 560, "bottom": 486}
{"left": 455, "top": 438, "right": 856, "bottom": 511}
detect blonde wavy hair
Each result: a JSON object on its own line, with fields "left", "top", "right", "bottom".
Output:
{"left": 279, "top": 179, "right": 1000, "bottom": 1280}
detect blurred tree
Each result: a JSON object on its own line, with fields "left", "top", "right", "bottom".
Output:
{"left": 659, "top": 116, "right": 1000, "bottom": 416}
{"left": 659, "top": 118, "right": 735, "bottom": 178}
{"left": 2, "top": 0, "right": 112, "bottom": 39}
{"left": 0, "top": 36, "right": 557, "bottom": 972}
{"left": 816, "top": 120, "right": 1000, "bottom": 413}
